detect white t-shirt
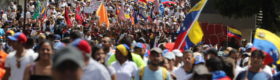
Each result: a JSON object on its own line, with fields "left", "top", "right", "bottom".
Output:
{"left": 112, "top": 60, "right": 138, "bottom": 80}
{"left": 5, "top": 49, "right": 38, "bottom": 80}
{"left": 173, "top": 67, "right": 193, "bottom": 80}
{"left": 82, "top": 58, "right": 111, "bottom": 80}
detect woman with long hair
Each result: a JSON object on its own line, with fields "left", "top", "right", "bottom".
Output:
{"left": 23, "top": 40, "right": 54, "bottom": 80}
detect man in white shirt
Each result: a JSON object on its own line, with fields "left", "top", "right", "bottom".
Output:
{"left": 3, "top": 32, "right": 37, "bottom": 80}
{"left": 173, "top": 50, "right": 194, "bottom": 80}
{"left": 71, "top": 39, "right": 111, "bottom": 80}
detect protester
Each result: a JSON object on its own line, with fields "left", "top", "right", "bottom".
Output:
{"left": 135, "top": 47, "right": 172, "bottom": 80}
{"left": 236, "top": 50, "right": 272, "bottom": 80}
{"left": 3, "top": 32, "right": 38, "bottom": 80}
{"left": 107, "top": 36, "right": 146, "bottom": 68}
{"left": 191, "top": 64, "right": 212, "bottom": 80}
{"left": 0, "top": 0, "right": 277, "bottom": 80}
{"left": 52, "top": 46, "right": 84, "bottom": 80}
{"left": 23, "top": 40, "right": 54, "bottom": 80}
{"left": 173, "top": 50, "right": 194, "bottom": 80}
{"left": 206, "top": 57, "right": 231, "bottom": 80}
{"left": 71, "top": 39, "right": 111, "bottom": 80}
{"left": 112, "top": 44, "right": 138, "bottom": 80}
{"left": 91, "top": 45, "right": 116, "bottom": 80}
{"left": 0, "top": 42, "right": 7, "bottom": 79}
{"left": 134, "top": 42, "right": 148, "bottom": 62}
{"left": 172, "top": 49, "right": 183, "bottom": 68}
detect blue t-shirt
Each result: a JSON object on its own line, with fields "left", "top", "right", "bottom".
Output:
{"left": 236, "top": 71, "right": 272, "bottom": 80}
{"left": 134, "top": 66, "right": 172, "bottom": 80}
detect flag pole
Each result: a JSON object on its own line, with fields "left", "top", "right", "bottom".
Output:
{"left": 177, "top": 0, "right": 208, "bottom": 49}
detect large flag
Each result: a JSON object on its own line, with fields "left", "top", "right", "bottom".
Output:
{"left": 96, "top": 3, "right": 110, "bottom": 27}
{"left": 253, "top": 28, "right": 280, "bottom": 64}
{"left": 173, "top": 0, "right": 207, "bottom": 50}
{"left": 65, "top": 7, "right": 72, "bottom": 27}
{"left": 227, "top": 27, "right": 242, "bottom": 39}
{"left": 32, "top": 0, "right": 41, "bottom": 20}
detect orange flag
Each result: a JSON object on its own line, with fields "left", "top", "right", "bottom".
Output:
{"left": 96, "top": 3, "right": 110, "bottom": 27}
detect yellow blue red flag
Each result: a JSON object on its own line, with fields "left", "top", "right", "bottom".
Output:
{"left": 253, "top": 28, "right": 280, "bottom": 64}
{"left": 173, "top": 0, "right": 207, "bottom": 50}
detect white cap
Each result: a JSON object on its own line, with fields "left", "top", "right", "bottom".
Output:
{"left": 172, "top": 49, "right": 183, "bottom": 57}
{"left": 164, "top": 52, "right": 175, "bottom": 60}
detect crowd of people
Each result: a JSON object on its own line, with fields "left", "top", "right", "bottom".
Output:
{"left": 0, "top": 0, "right": 279, "bottom": 80}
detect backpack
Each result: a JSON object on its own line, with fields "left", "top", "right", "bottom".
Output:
{"left": 139, "top": 66, "right": 168, "bottom": 80}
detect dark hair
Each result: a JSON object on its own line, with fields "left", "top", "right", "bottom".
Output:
{"left": 206, "top": 48, "right": 218, "bottom": 56}
{"left": 228, "top": 49, "right": 238, "bottom": 56}
{"left": 206, "top": 57, "right": 224, "bottom": 71}
{"left": 192, "top": 46, "right": 200, "bottom": 52}
{"left": 35, "top": 40, "right": 54, "bottom": 61}
{"left": 24, "top": 37, "right": 34, "bottom": 49}
{"left": 118, "top": 35, "right": 133, "bottom": 47}
{"left": 251, "top": 50, "right": 265, "bottom": 59}
{"left": 91, "top": 45, "right": 104, "bottom": 58}
{"left": 70, "top": 31, "right": 82, "bottom": 40}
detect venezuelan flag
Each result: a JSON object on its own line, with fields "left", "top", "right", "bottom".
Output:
{"left": 253, "top": 28, "right": 280, "bottom": 64}
{"left": 227, "top": 27, "right": 242, "bottom": 39}
{"left": 173, "top": 0, "right": 207, "bottom": 50}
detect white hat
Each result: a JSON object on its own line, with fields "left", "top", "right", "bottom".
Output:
{"left": 164, "top": 52, "right": 175, "bottom": 60}
{"left": 172, "top": 49, "right": 183, "bottom": 57}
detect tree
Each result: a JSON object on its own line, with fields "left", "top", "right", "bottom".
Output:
{"left": 214, "top": 0, "right": 280, "bottom": 33}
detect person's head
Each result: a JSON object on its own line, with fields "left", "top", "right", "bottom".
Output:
{"left": 37, "top": 40, "right": 54, "bottom": 61}
{"left": 250, "top": 50, "right": 265, "bottom": 72}
{"left": 206, "top": 57, "right": 224, "bottom": 72}
{"left": 118, "top": 35, "right": 133, "bottom": 48}
{"left": 183, "top": 50, "right": 194, "bottom": 66}
{"left": 228, "top": 49, "right": 240, "bottom": 61}
{"left": 24, "top": 37, "right": 34, "bottom": 49}
{"left": 101, "top": 37, "right": 112, "bottom": 49}
{"left": 71, "top": 39, "right": 92, "bottom": 60}
{"left": 149, "top": 48, "right": 164, "bottom": 67}
{"left": 70, "top": 31, "right": 82, "bottom": 41}
{"left": 191, "top": 64, "right": 212, "bottom": 80}
{"left": 172, "top": 49, "right": 183, "bottom": 65}
{"left": 205, "top": 48, "right": 218, "bottom": 60}
{"left": 163, "top": 52, "right": 175, "bottom": 71}
{"left": 52, "top": 46, "right": 84, "bottom": 80}
{"left": 115, "top": 44, "right": 132, "bottom": 64}
{"left": 7, "top": 32, "right": 27, "bottom": 50}
{"left": 134, "top": 42, "right": 146, "bottom": 56}
{"left": 91, "top": 45, "right": 106, "bottom": 64}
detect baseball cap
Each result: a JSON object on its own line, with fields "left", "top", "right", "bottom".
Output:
{"left": 7, "top": 32, "right": 27, "bottom": 43}
{"left": 151, "top": 47, "right": 163, "bottom": 54}
{"left": 52, "top": 46, "right": 84, "bottom": 69}
{"left": 172, "top": 49, "right": 183, "bottom": 57}
{"left": 163, "top": 52, "right": 175, "bottom": 60}
{"left": 135, "top": 42, "right": 144, "bottom": 48}
{"left": 194, "top": 55, "right": 205, "bottom": 64}
{"left": 71, "top": 39, "right": 92, "bottom": 54}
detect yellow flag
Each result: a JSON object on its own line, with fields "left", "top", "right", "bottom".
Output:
{"left": 188, "top": 21, "right": 204, "bottom": 45}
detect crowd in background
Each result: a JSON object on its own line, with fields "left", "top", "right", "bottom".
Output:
{"left": 0, "top": 0, "right": 278, "bottom": 80}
